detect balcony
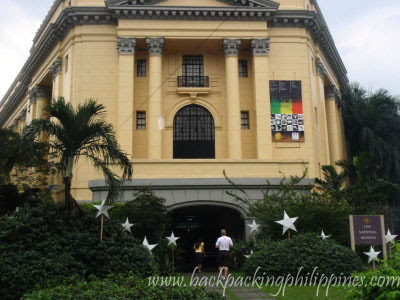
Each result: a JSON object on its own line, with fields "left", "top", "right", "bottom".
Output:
{"left": 177, "top": 76, "right": 209, "bottom": 88}
{"left": 177, "top": 76, "right": 211, "bottom": 99}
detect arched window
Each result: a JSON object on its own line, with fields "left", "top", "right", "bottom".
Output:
{"left": 173, "top": 105, "right": 215, "bottom": 159}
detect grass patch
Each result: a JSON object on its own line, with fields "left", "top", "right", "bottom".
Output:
{"left": 230, "top": 272, "right": 347, "bottom": 300}
{"left": 261, "top": 285, "right": 347, "bottom": 300}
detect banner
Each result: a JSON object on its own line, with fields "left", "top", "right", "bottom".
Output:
{"left": 270, "top": 80, "right": 305, "bottom": 142}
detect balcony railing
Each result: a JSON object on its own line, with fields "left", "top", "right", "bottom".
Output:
{"left": 177, "top": 76, "right": 209, "bottom": 88}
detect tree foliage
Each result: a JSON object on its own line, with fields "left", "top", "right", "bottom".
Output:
{"left": 23, "top": 98, "right": 133, "bottom": 210}
{"left": 340, "top": 83, "right": 400, "bottom": 181}
{"left": 0, "top": 128, "right": 46, "bottom": 186}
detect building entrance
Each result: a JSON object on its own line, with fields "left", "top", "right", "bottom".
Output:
{"left": 171, "top": 205, "right": 244, "bottom": 271}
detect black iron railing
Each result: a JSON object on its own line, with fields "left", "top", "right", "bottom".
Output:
{"left": 177, "top": 76, "right": 210, "bottom": 88}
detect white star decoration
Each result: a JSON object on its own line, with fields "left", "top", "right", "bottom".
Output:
{"left": 166, "top": 231, "right": 180, "bottom": 246}
{"left": 244, "top": 250, "right": 254, "bottom": 259}
{"left": 321, "top": 230, "right": 330, "bottom": 240}
{"left": 247, "top": 220, "right": 260, "bottom": 234}
{"left": 275, "top": 211, "right": 298, "bottom": 235}
{"left": 364, "top": 246, "right": 381, "bottom": 263}
{"left": 93, "top": 200, "right": 113, "bottom": 219}
{"left": 143, "top": 236, "right": 157, "bottom": 252}
{"left": 121, "top": 217, "right": 134, "bottom": 233}
{"left": 385, "top": 229, "right": 398, "bottom": 245}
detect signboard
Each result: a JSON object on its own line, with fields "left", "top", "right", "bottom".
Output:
{"left": 269, "top": 80, "right": 305, "bottom": 142}
{"left": 349, "top": 215, "right": 387, "bottom": 258}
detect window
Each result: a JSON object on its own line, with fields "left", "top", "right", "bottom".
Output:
{"left": 182, "top": 55, "right": 204, "bottom": 77}
{"left": 173, "top": 105, "right": 215, "bottom": 159}
{"left": 137, "top": 59, "right": 147, "bottom": 77}
{"left": 239, "top": 60, "right": 248, "bottom": 78}
{"left": 241, "top": 111, "right": 250, "bottom": 129}
{"left": 65, "top": 55, "right": 69, "bottom": 73}
{"left": 179, "top": 55, "right": 207, "bottom": 87}
{"left": 136, "top": 111, "right": 146, "bottom": 130}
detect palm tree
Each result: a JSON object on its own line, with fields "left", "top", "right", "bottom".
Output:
{"left": 23, "top": 97, "right": 132, "bottom": 211}
{"left": 340, "top": 83, "right": 400, "bottom": 181}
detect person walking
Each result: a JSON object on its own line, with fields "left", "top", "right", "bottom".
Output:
{"left": 215, "top": 229, "right": 233, "bottom": 278}
{"left": 193, "top": 238, "right": 206, "bottom": 272}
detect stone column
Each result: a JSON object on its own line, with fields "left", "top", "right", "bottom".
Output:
{"left": 27, "top": 90, "right": 37, "bottom": 124}
{"left": 117, "top": 37, "right": 136, "bottom": 159}
{"left": 10, "top": 120, "right": 18, "bottom": 132}
{"left": 49, "top": 57, "right": 63, "bottom": 98}
{"left": 33, "top": 85, "right": 52, "bottom": 119}
{"left": 250, "top": 38, "right": 273, "bottom": 159}
{"left": 146, "top": 37, "right": 164, "bottom": 159}
{"left": 17, "top": 109, "right": 27, "bottom": 133}
{"left": 325, "top": 86, "right": 341, "bottom": 165}
{"left": 223, "top": 38, "right": 242, "bottom": 159}
{"left": 316, "top": 58, "right": 331, "bottom": 165}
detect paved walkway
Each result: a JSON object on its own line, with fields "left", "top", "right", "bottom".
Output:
{"left": 188, "top": 272, "right": 276, "bottom": 300}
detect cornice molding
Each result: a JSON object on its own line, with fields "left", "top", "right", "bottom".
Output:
{"left": 49, "top": 56, "right": 63, "bottom": 79}
{"left": 106, "top": 0, "right": 280, "bottom": 9}
{"left": 117, "top": 37, "right": 137, "bottom": 54}
{"left": 0, "top": 4, "right": 348, "bottom": 126}
{"left": 250, "top": 38, "right": 270, "bottom": 56}
{"left": 268, "top": 10, "right": 348, "bottom": 88}
{"left": 223, "top": 39, "right": 241, "bottom": 57}
{"left": 106, "top": 5, "right": 276, "bottom": 20}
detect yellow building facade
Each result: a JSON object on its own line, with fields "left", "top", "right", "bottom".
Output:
{"left": 0, "top": 0, "right": 347, "bottom": 239}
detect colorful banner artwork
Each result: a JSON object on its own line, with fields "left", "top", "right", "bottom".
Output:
{"left": 270, "top": 80, "right": 305, "bottom": 142}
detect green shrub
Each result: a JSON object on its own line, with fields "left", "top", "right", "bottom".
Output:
{"left": 227, "top": 172, "right": 356, "bottom": 246}
{"left": 21, "top": 274, "right": 225, "bottom": 300}
{"left": 0, "top": 185, "right": 43, "bottom": 217}
{"left": 0, "top": 201, "right": 156, "bottom": 300}
{"left": 244, "top": 233, "right": 363, "bottom": 278}
{"left": 111, "top": 188, "right": 170, "bottom": 242}
{"left": 345, "top": 243, "right": 400, "bottom": 300}
{"left": 0, "top": 184, "right": 20, "bottom": 216}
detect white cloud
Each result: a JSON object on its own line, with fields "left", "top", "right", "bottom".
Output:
{"left": 0, "top": 1, "right": 42, "bottom": 99}
{"left": 332, "top": 4, "right": 400, "bottom": 95}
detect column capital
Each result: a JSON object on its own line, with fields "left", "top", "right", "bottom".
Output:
{"left": 49, "top": 57, "right": 62, "bottom": 80}
{"left": 325, "top": 85, "right": 339, "bottom": 100}
{"left": 18, "top": 108, "right": 27, "bottom": 121}
{"left": 250, "top": 38, "right": 270, "bottom": 56}
{"left": 29, "top": 85, "right": 52, "bottom": 104}
{"left": 316, "top": 58, "right": 328, "bottom": 79}
{"left": 117, "top": 37, "right": 137, "bottom": 55}
{"left": 10, "top": 119, "right": 18, "bottom": 129}
{"left": 146, "top": 37, "right": 165, "bottom": 56}
{"left": 223, "top": 38, "right": 241, "bottom": 57}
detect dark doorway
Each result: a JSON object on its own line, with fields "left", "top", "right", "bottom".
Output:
{"left": 172, "top": 205, "right": 244, "bottom": 271}
{"left": 173, "top": 105, "right": 215, "bottom": 159}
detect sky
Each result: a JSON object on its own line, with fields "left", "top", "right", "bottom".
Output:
{"left": 0, "top": 0, "right": 399, "bottom": 100}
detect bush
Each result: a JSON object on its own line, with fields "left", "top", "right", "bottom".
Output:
{"left": 227, "top": 172, "right": 356, "bottom": 246}
{"left": 0, "top": 184, "right": 20, "bottom": 216}
{"left": 244, "top": 233, "right": 363, "bottom": 278}
{"left": 21, "top": 274, "right": 225, "bottom": 300}
{"left": 0, "top": 201, "right": 156, "bottom": 300}
{"left": 0, "top": 185, "right": 43, "bottom": 217}
{"left": 111, "top": 188, "right": 170, "bottom": 242}
{"left": 345, "top": 243, "right": 400, "bottom": 300}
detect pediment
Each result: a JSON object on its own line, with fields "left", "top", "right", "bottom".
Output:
{"left": 106, "top": 0, "right": 280, "bottom": 9}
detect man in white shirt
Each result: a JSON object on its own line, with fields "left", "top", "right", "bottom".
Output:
{"left": 215, "top": 229, "right": 233, "bottom": 278}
